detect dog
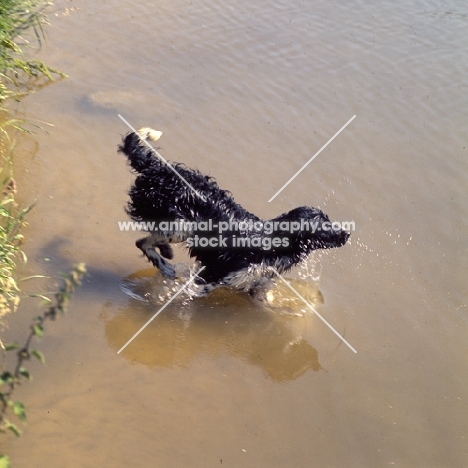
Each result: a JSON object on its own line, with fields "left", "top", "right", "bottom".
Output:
{"left": 119, "top": 128, "right": 350, "bottom": 299}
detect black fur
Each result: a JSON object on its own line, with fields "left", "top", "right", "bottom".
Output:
{"left": 119, "top": 131, "right": 350, "bottom": 297}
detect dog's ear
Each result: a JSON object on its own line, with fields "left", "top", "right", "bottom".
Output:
{"left": 137, "top": 127, "right": 162, "bottom": 142}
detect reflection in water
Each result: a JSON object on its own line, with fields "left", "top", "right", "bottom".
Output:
{"left": 103, "top": 268, "right": 324, "bottom": 382}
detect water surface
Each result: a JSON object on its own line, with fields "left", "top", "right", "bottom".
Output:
{"left": 4, "top": 0, "right": 467, "bottom": 466}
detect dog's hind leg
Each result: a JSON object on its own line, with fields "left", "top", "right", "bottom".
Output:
{"left": 145, "top": 247, "right": 176, "bottom": 279}
{"left": 157, "top": 243, "right": 173, "bottom": 259}
{"left": 136, "top": 236, "right": 176, "bottom": 279}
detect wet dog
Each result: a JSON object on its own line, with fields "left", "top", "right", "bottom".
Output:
{"left": 119, "top": 129, "right": 350, "bottom": 298}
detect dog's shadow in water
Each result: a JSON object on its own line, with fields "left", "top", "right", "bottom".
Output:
{"left": 102, "top": 268, "right": 324, "bottom": 383}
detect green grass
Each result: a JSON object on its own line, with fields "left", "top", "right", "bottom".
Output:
{"left": 0, "top": 0, "right": 65, "bottom": 102}
{"left": 0, "top": 0, "right": 64, "bottom": 324}
{"left": 0, "top": 4, "right": 82, "bottom": 465}
{"left": 0, "top": 133, "right": 30, "bottom": 325}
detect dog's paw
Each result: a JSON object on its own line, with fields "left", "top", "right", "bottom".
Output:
{"left": 158, "top": 261, "right": 176, "bottom": 280}
{"left": 137, "top": 127, "right": 162, "bottom": 142}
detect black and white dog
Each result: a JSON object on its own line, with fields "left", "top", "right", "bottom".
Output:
{"left": 119, "top": 129, "right": 350, "bottom": 298}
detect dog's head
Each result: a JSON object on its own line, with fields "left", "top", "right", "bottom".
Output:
{"left": 276, "top": 206, "right": 350, "bottom": 251}
{"left": 308, "top": 208, "right": 350, "bottom": 250}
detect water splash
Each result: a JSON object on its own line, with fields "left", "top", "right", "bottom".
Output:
{"left": 119, "top": 264, "right": 195, "bottom": 305}
{"left": 120, "top": 258, "right": 325, "bottom": 316}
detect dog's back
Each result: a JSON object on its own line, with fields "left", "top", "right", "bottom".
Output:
{"left": 119, "top": 131, "right": 254, "bottom": 225}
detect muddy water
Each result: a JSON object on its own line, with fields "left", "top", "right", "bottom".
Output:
{"left": 3, "top": 0, "right": 467, "bottom": 466}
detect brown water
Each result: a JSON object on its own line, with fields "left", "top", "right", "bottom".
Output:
{"left": 3, "top": 0, "right": 467, "bottom": 466}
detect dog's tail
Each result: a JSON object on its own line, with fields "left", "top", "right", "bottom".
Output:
{"left": 119, "top": 128, "right": 163, "bottom": 173}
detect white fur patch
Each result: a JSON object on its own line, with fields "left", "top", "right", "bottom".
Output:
{"left": 221, "top": 258, "right": 286, "bottom": 291}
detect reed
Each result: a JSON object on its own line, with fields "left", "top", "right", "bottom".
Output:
{"left": 0, "top": 0, "right": 65, "bottom": 102}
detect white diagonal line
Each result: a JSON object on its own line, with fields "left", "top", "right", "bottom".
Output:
{"left": 268, "top": 114, "right": 356, "bottom": 202}
{"left": 118, "top": 114, "right": 207, "bottom": 202}
{"left": 271, "top": 268, "right": 357, "bottom": 353}
{"left": 117, "top": 266, "right": 205, "bottom": 354}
